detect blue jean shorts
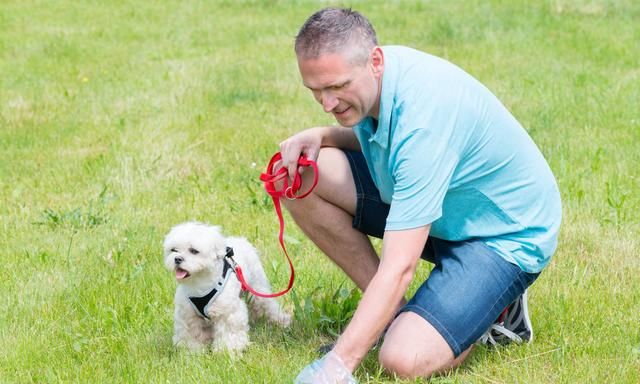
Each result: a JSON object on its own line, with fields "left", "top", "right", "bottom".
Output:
{"left": 344, "top": 150, "right": 540, "bottom": 357}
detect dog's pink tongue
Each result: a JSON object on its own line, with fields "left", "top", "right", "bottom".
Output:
{"left": 176, "top": 269, "right": 188, "bottom": 280}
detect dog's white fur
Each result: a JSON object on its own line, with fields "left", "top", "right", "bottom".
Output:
{"left": 163, "top": 221, "right": 291, "bottom": 353}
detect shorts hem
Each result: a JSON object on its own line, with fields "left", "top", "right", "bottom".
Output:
{"left": 399, "top": 304, "right": 463, "bottom": 357}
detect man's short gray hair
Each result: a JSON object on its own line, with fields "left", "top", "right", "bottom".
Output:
{"left": 295, "top": 8, "right": 378, "bottom": 66}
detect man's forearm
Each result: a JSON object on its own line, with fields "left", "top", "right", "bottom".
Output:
{"left": 332, "top": 226, "right": 430, "bottom": 372}
{"left": 318, "top": 126, "right": 361, "bottom": 151}
{"left": 333, "top": 265, "right": 413, "bottom": 371}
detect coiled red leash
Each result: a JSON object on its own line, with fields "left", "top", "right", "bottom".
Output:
{"left": 232, "top": 152, "right": 318, "bottom": 298}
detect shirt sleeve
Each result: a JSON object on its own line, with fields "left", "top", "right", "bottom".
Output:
{"left": 385, "top": 124, "right": 460, "bottom": 231}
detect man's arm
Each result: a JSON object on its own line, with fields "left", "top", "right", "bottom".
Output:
{"left": 332, "top": 224, "right": 431, "bottom": 371}
{"left": 318, "top": 126, "right": 361, "bottom": 150}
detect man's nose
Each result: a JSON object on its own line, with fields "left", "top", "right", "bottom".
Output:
{"left": 321, "top": 91, "right": 339, "bottom": 112}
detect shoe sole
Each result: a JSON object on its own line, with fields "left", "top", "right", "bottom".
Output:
{"left": 521, "top": 290, "right": 533, "bottom": 343}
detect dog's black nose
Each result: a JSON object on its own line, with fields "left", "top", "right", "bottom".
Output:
{"left": 174, "top": 256, "right": 184, "bottom": 265}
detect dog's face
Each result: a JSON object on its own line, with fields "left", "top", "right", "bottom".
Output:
{"left": 163, "top": 222, "right": 227, "bottom": 282}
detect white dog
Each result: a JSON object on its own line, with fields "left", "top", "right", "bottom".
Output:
{"left": 163, "top": 221, "right": 291, "bottom": 353}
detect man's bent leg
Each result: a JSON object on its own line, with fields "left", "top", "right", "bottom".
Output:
{"left": 282, "top": 147, "right": 380, "bottom": 291}
{"left": 379, "top": 239, "right": 538, "bottom": 379}
{"left": 379, "top": 312, "right": 472, "bottom": 379}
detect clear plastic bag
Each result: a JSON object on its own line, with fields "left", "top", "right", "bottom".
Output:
{"left": 294, "top": 351, "right": 357, "bottom": 384}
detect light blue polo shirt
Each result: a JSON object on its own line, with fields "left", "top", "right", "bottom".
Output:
{"left": 353, "top": 46, "right": 562, "bottom": 273}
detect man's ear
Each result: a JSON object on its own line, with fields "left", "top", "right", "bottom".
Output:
{"left": 371, "top": 46, "right": 384, "bottom": 76}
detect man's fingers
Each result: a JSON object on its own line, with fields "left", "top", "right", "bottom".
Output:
{"left": 288, "top": 164, "right": 298, "bottom": 180}
{"left": 306, "top": 147, "right": 319, "bottom": 162}
{"left": 281, "top": 148, "right": 304, "bottom": 178}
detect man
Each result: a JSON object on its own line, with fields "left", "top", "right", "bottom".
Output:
{"left": 279, "top": 7, "right": 562, "bottom": 382}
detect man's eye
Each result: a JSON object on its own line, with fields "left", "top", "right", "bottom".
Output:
{"left": 332, "top": 81, "right": 349, "bottom": 90}
{"left": 189, "top": 248, "right": 200, "bottom": 255}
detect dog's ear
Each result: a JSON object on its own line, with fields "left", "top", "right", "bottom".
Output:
{"left": 207, "top": 225, "right": 228, "bottom": 259}
{"left": 214, "top": 247, "right": 227, "bottom": 259}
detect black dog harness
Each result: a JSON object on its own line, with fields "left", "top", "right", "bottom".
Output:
{"left": 188, "top": 247, "right": 236, "bottom": 320}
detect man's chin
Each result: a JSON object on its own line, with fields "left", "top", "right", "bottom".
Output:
{"left": 334, "top": 113, "right": 363, "bottom": 128}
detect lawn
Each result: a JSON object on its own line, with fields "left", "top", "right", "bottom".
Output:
{"left": 1, "top": 0, "right": 638, "bottom": 383}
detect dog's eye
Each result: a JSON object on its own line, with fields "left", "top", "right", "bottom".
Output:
{"left": 170, "top": 248, "right": 178, "bottom": 253}
{"left": 188, "top": 247, "right": 200, "bottom": 255}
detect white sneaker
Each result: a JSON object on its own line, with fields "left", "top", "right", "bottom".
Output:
{"left": 478, "top": 290, "right": 533, "bottom": 346}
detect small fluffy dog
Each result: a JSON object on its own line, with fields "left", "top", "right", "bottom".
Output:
{"left": 163, "top": 222, "right": 291, "bottom": 353}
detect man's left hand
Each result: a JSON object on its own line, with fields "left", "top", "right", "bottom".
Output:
{"left": 294, "top": 351, "right": 357, "bottom": 384}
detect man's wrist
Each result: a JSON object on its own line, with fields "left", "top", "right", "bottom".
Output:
{"left": 331, "top": 342, "right": 361, "bottom": 372}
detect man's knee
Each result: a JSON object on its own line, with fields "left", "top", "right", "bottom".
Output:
{"left": 378, "top": 340, "right": 437, "bottom": 379}
{"left": 377, "top": 312, "right": 461, "bottom": 379}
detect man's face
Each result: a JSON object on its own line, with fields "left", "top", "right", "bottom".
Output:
{"left": 297, "top": 48, "right": 383, "bottom": 127}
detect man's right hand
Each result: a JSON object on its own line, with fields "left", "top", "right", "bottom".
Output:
{"left": 278, "top": 126, "right": 360, "bottom": 179}
{"left": 278, "top": 127, "right": 325, "bottom": 179}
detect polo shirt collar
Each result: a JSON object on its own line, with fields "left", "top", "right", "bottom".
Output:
{"left": 369, "top": 46, "right": 398, "bottom": 149}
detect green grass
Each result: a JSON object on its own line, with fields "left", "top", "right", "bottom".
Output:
{"left": 1, "top": 0, "right": 639, "bottom": 382}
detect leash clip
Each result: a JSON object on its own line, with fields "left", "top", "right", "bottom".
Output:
{"left": 284, "top": 186, "right": 297, "bottom": 200}
{"left": 224, "top": 246, "right": 239, "bottom": 271}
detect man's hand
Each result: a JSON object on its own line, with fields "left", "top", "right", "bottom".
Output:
{"left": 294, "top": 351, "right": 357, "bottom": 384}
{"left": 278, "top": 125, "right": 360, "bottom": 180}
{"left": 279, "top": 127, "right": 324, "bottom": 179}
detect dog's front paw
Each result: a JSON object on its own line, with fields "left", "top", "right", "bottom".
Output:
{"left": 275, "top": 311, "right": 292, "bottom": 328}
{"left": 173, "top": 337, "right": 208, "bottom": 353}
{"left": 212, "top": 332, "right": 249, "bottom": 354}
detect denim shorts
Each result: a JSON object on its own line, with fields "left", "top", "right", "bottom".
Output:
{"left": 344, "top": 150, "right": 540, "bottom": 357}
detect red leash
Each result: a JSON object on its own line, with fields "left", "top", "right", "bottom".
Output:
{"left": 232, "top": 152, "right": 318, "bottom": 298}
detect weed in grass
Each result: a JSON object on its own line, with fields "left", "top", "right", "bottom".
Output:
{"left": 605, "top": 181, "right": 630, "bottom": 227}
{"left": 37, "top": 206, "right": 107, "bottom": 229}
{"left": 291, "top": 282, "right": 362, "bottom": 339}
{"left": 34, "top": 185, "right": 113, "bottom": 229}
